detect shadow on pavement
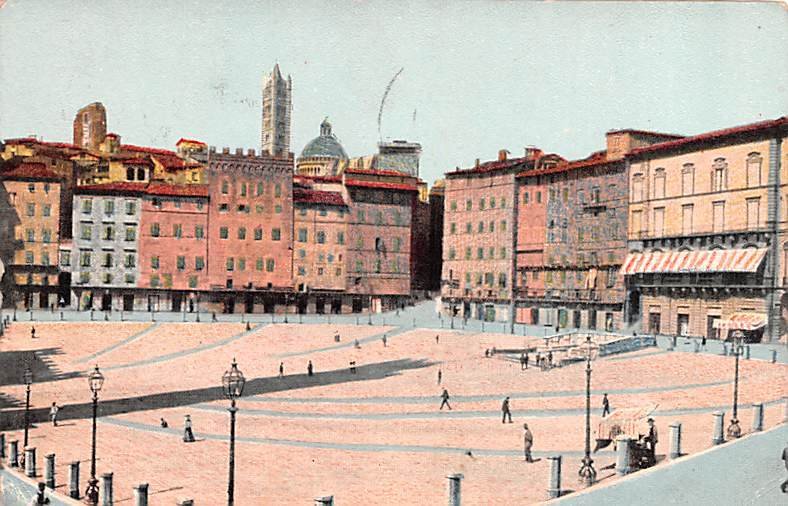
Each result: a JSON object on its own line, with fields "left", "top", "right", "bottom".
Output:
{"left": 0, "top": 357, "right": 433, "bottom": 430}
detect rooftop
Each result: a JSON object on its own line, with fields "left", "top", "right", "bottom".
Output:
{"left": 0, "top": 162, "right": 61, "bottom": 181}
{"left": 293, "top": 187, "right": 346, "bottom": 206}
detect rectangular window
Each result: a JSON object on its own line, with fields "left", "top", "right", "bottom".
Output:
{"left": 681, "top": 166, "right": 694, "bottom": 196}
{"left": 102, "top": 252, "right": 113, "bottom": 268}
{"left": 450, "top": 201, "right": 457, "bottom": 211}
{"left": 125, "top": 253, "right": 136, "bottom": 268}
{"left": 448, "top": 248, "right": 456, "bottom": 260}
{"left": 536, "top": 191, "right": 542, "bottom": 204}
{"left": 653, "top": 171, "right": 666, "bottom": 199}
{"left": 195, "top": 257, "right": 205, "bottom": 270}
{"left": 465, "top": 247, "right": 471, "bottom": 260}
{"left": 479, "top": 198, "right": 486, "bottom": 210}
{"left": 221, "top": 180, "right": 229, "bottom": 194}
{"left": 266, "top": 258, "right": 275, "bottom": 272}
{"left": 238, "top": 258, "right": 246, "bottom": 271}
{"left": 477, "top": 247, "right": 484, "bottom": 260}
{"left": 712, "top": 201, "right": 725, "bottom": 233}
{"left": 524, "top": 192, "right": 530, "bottom": 204}
{"left": 188, "top": 276, "right": 198, "bottom": 288}
{"left": 272, "top": 228, "right": 281, "bottom": 241}
{"left": 125, "top": 226, "right": 136, "bottom": 241}
{"left": 316, "top": 231, "right": 326, "bottom": 244}
{"left": 150, "top": 274, "right": 160, "bottom": 288}
{"left": 43, "top": 204, "right": 51, "bottom": 217}
{"left": 151, "top": 256, "right": 160, "bottom": 269}
{"left": 125, "top": 273, "right": 135, "bottom": 284}
{"left": 747, "top": 156, "right": 762, "bottom": 187}
{"left": 274, "top": 184, "right": 282, "bottom": 197}
{"left": 82, "top": 199, "right": 93, "bottom": 214}
{"left": 226, "top": 258, "right": 234, "bottom": 271}
{"left": 631, "top": 176, "right": 643, "bottom": 202}
{"left": 80, "top": 251, "right": 91, "bottom": 267}
{"left": 450, "top": 223, "right": 456, "bottom": 234}
{"left": 151, "top": 223, "right": 160, "bottom": 237}
{"left": 275, "top": 204, "right": 282, "bottom": 214}
{"left": 653, "top": 207, "right": 665, "bottom": 237}
{"left": 478, "top": 222, "right": 484, "bottom": 233}
{"left": 177, "top": 256, "right": 186, "bottom": 270}
{"left": 297, "top": 228, "right": 308, "bottom": 242}
{"left": 126, "top": 200, "right": 136, "bottom": 215}
{"left": 746, "top": 198, "right": 760, "bottom": 230}
{"left": 465, "top": 223, "right": 472, "bottom": 234}
{"left": 237, "top": 227, "right": 246, "bottom": 240}
{"left": 240, "top": 182, "right": 247, "bottom": 197}
{"left": 25, "top": 228, "right": 35, "bottom": 242}
{"left": 257, "top": 182, "right": 264, "bottom": 196}
{"left": 254, "top": 228, "right": 263, "bottom": 240}
{"left": 24, "top": 251, "right": 34, "bottom": 264}
{"left": 103, "top": 225, "right": 115, "bottom": 241}
{"left": 631, "top": 210, "right": 643, "bottom": 238}
{"left": 80, "top": 224, "right": 92, "bottom": 240}
{"left": 219, "top": 227, "right": 228, "bottom": 239}
{"left": 297, "top": 266, "right": 306, "bottom": 276}
{"left": 256, "top": 258, "right": 263, "bottom": 271}
{"left": 61, "top": 251, "right": 71, "bottom": 266}
{"left": 104, "top": 199, "right": 114, "bottom": 215}
{"left": 195, "top": 225, "right": 204, "bottom": 239}
{"left": 357, "top": 210, "right": 365, "bottom": 222}
{"left": 26, "top": 203, "right": 35, "bottom": 217}
{"left": 393, "top": 237, "right": 401, "bottom": 252}
{"left": 466, "top": 200, "right": 472, "bottom": 211}
{"left": 337, "top": 231, "right": 345, "bottom": 244}
{"left": 681, "top": 204, "right": 694, "bottom": 235}
{"left": 173, "top": 224, "right": 182, "bottom": 238}
{"left": 219, "top": 203, "right": 229, "bottom": 212}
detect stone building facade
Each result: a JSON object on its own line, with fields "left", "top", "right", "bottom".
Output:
{"left": 137, "top": 183, "right": 209, "bottom": 312}
{"left": 0, "top": 163, "right": 63, "bottom": 308}
{"left": 70, "top": 183, "right": 142, "bottom": 311}
{"left": 426, "top": 180, "right": 445, "bottom": 292}
{"left": 73, "top": 102, "right": 107, "bottom": 152}
{"left": 441, "top": 151, "right": 527, "bottom": 322}
{"left": 623, "top": 117, "right": 788, "bottom": 343}
{"left": 292, "top": 183, "right": 348, "bottom": 313}
{"left": 204, "top": 148, "right": 294, "bottom": 313}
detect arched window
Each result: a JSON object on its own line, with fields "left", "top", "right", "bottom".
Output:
{"left": 631, "top": 173, "right": 644, "bottom": 202}
{"left": 126, "top": 167, "right": 135, "bottom": 181}
{"left": 746, "top": 152, "right": 762, "bottom": 187}
{"left": 137, "top": 167, "right": 146, "bottom": 181}
{"left": 711, "top": 158, "right": 727, "bottom": 192}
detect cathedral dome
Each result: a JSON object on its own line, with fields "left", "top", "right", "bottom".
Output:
{"left": 299, "top": 119, "right": 348, "bottom": 160}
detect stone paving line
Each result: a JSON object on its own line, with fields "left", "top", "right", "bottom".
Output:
{"left": 74, "top": 322, "right": 158, "bottom": 364}
{"left": 101, "top": 323, "right": 267, "bottom": 371}
{"left": 189, "top": 397, "right": 787, "bottom": 421}
{"left": 98, "top": 416, "right": 604, "bottom": 459}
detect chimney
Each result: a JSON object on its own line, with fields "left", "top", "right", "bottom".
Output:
{"left": 524, "top": 146, "right": 543, "bottom": 160}
{"left": 209, "top": 146, "right": 216, "bottom": 153}
{"left": 222, "top": 147, "right": 230, "bottom": 154}
{"left": 247, "top": 148, "right": 256, "bottom": 156}
{"left": 475, "top": 158, "right": 480, "bottom": 168}
{"left": 235, "top": 148, "right": 243, "bottom": 156}
{"left": 498, "top": 149, "right": 509, "bottom": 162}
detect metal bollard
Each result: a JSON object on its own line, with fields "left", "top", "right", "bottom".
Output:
{"left": 134, "top": 483, "right": 149, "bottom": 506}
{"left": 720, "top": 342, "right": 727, "bottom": 356}
{"left": 712, "top": 411, "right": 725, "bottom": 445}
{"left": 9, "top": 440, "right": 19, "bottom": 467}
{"left": 45, "top": 453, "right": 55, "bottom": 489}
{"left": 102, "top": 472, "right": 114, "bottom": 506}
{"left": 751, "top": 403, "right": 764, "bottom": 432}
{"left": 547, "top": 455, "right": 562, "bottom": 499}
{"left": 69, "top": 461, "right": 80, "bottom": 499}
{"left": 314, "top": 496, "right": 334, "bottom": 506}
{"left": 669, "top": 422, "right": 682, "bottom": 459}
{"left": 615, "top": 436, "right": 632, "bottom": 475}
{"left": 744, "top": 345, "right": 750, "bottom": 360}
{"left": 447, "top": 473, "right": 463, "bottom": 506}
{"left": 771, "top": 350, "right": 777, "bottom": 364}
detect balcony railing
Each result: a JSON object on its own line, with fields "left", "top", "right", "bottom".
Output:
{"left": 514, "top": 287, "right": 624, "bottom": 304}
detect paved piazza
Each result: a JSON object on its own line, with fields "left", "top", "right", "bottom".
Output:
{"left": 1, "top": 318, "right": 786, "bottom": 504}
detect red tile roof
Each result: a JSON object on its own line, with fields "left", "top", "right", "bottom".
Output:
{"left": 105, "top": 133, "right": 120, "bottom": 138}
{"left": 293, "top": 187, "right": 346, "bottom": 206}
{"left": 176, "top": 138, "right": 207, "bottom": 146}
{"left": 120, "top": 144, "right": 178, "bottom": 157}
{"left": 4, "top": 137, "right": 38, "bottom": 145}
{"left": 296, "top": 174, "right": 342, "bottom": 183}
{"left": 344, "top": 179, "right": 418, "bottom": 192}
{"left": 344, "top": 167, "right": 410, "bottom": 178}
{"left": 445, "top": 156, "right": 529, "bottom": 177}
{"left": 145, "top": 182, "right": 209, "bottom": 198}
{"left": 517, "top": 151, "right": 618, "bottom": 178}
{"left": 76, "top": 181, "right": 208, "bottom": 198}
{"left": 1, "top": 162, "right": 61, "bottom": 181}
{"left": 3, "top": 137, "right": 83, "bottom": 151}
{"left": 118, "top": 157, "right": 153, "bottom": 166}
{"left": 152, "top": 154, "right": 201, "bottom": 171}
{"left": 606, "top": 128, "right": 684, "bottom": 139}
{"left": 628, "top": 117, "right": 788, "bottom": 158}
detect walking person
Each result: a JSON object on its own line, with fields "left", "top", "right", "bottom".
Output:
{"left": 524, "top": 352, "right": 529, "bottom": 369}
{"left": 701, "top": 335, "right": 707, "bottom": 350}
{"left": 31, "top": 326, "right": 36, "bottom": 339}
{"left": 183, "top": 414, "right": 195, "bottom": 442}
{"left": 334, "top": 330, "right": 340, "bottom": 342}
{"left": 437, "top": 368, "right": 442, "bottom": 385}
{"left": 520, "top": 353, "right": 526, "bottom": 370}
{"left": 781, "top": 442, "right": 788, "bottom": 493}
{"left": 49, "top": 402, "right": 59, "bottom": 426}
{"left": 439, "top": 388, "right": 452, "bottom": 410}
{"left": 435, "top": 334, "right": 440, "bottom": 344}
{"left": 547, "top": 350, "right": 553, "bottom": 368}
{"left": 523, "top": 423, "right": 534, "bottom": 462}
{"left": 602, "top": 393, "right": 610, "bottom": 417}
{"left": 501, "top": 396, "right": 513, "bottom": 423}
{"left": 307, "top": 360, "right": 314, "bottom": 377}
{"left": 279, "top": 362, "right": 284, "bottom": 378}
{"left": 382, "top": 334, "right": 387, "bottom": 347}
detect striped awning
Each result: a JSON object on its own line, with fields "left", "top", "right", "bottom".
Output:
{"left": 712, "top": 313, "right": 767, "bottom": 331}
{"left": 619, "top": 248, "right": 767, "bottom": 276}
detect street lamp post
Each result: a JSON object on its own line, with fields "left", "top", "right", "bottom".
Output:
{"left": 578, "top": 334, "right": 597, "bottom": 486}
{"left": 284, "top": 294, "right": 289, "bottom": 324}
{"left": 23, "top": 367, "right": 33, "bottom": 448}
{"left": 85, "top": 365, "right": 105, "bottom": 505}
{"left": 726, "top": 330, "right": 744, "bottom": 439}
{"left": 222, "top": 359, "right": 246, "bottom": 506}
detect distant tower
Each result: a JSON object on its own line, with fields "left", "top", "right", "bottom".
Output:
{"left": 261, "top": 64, "right": 292, "bottom": 157}
{"left": 73, "top": 102, "right": 107, "bottom": 151}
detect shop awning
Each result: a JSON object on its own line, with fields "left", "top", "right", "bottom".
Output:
{"left": 712, "top": 313, "right": 767, "bottom": 331}
{"left": 619, "top": 248, "right": 767, "bottom": 276}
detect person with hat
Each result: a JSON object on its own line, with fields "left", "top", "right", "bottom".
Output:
{"left": 645, "top": 417, "right": 658, "bottom": 462}
{"left": 183, "top": 414, "right": 195, "bottom": 443}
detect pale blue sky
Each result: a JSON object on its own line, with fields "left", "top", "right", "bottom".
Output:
{"left": 1, "top": 1, "right": 786, "bottom": 184}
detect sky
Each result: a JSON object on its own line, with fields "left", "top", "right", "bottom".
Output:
{"left": 0, "top": 1, "right": 786, "bottom": 185}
